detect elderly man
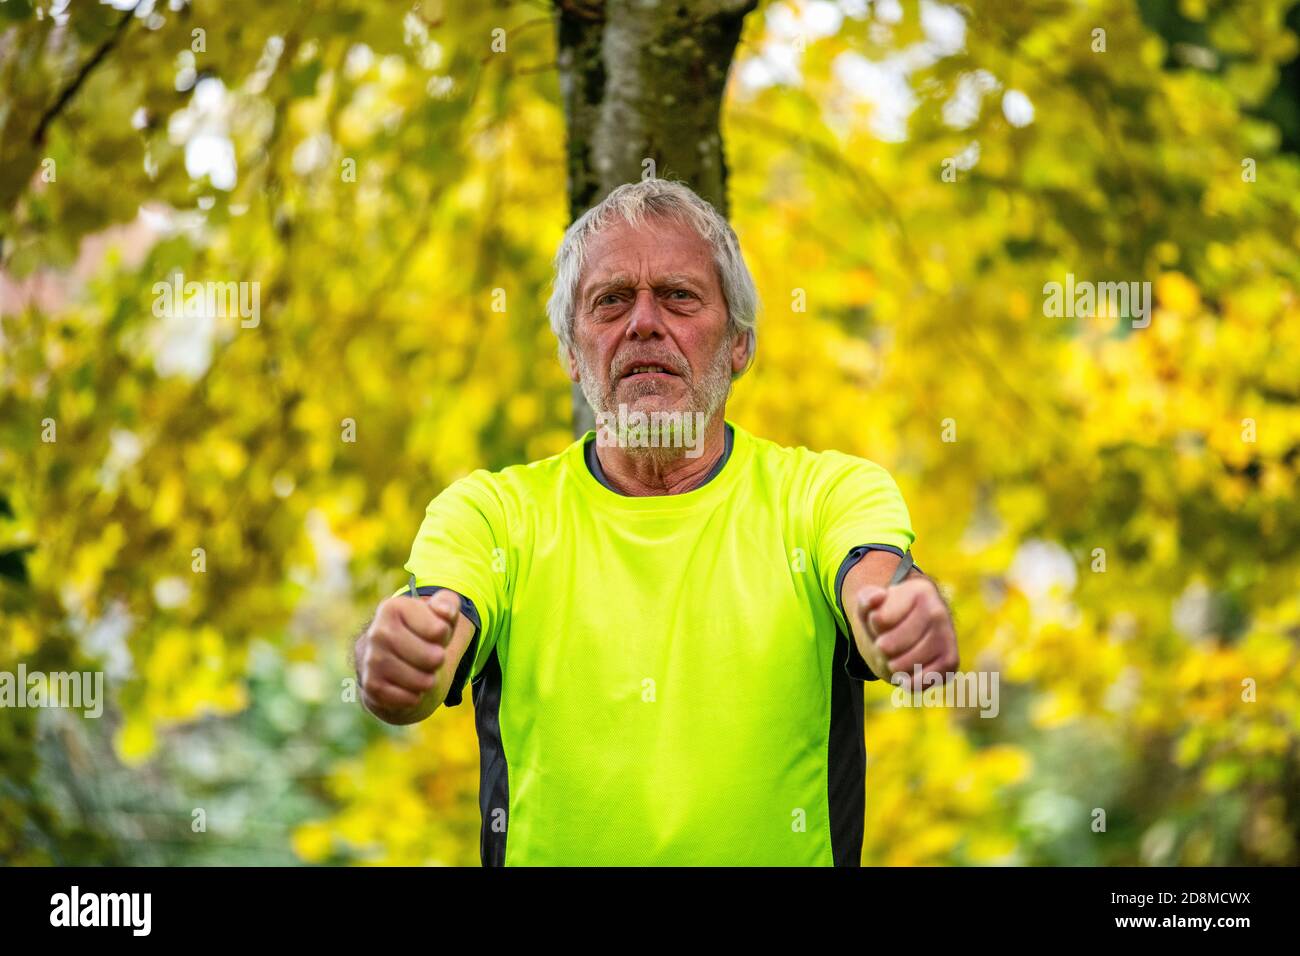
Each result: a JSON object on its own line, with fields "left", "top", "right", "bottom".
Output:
{"left": 353, "top": 179, "right": 958, "bottom": 866}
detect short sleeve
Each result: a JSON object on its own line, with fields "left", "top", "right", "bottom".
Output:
{"left": 811, "top": 453, "right": 915, "bottom": 642}
{"left": 396, "top": 470, "right": 510, "bottom": 705}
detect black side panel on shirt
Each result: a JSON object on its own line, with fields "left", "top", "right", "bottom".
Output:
{"left": 827, "top": 545, "right": 925, "bottom": 864}
{"left": 472, "top": 646, "right": 509, "bottom": 866}
{"left": 827, "top": 628, "right": 866, "bottom": 866}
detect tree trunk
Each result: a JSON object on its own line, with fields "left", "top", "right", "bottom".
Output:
{"left": 554, "top": 0, "right": 758, "bottom": 436}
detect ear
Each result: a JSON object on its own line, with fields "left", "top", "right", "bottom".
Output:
{"left": 730, "top": 329, "right": 750, "bottom": 377}
{"left": 565, "top": 345, "right": 581, "bottom": 384}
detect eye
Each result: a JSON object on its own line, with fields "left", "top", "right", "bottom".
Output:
{"left": 596, "top": 293, "right": 623, "bottom": 307}
{"left": 665, "top": 289, "right": 695, "bottom": 300}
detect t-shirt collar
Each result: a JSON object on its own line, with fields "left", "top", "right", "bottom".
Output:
{"left": 584, "top": 421, "right": 735, "bottom": 496}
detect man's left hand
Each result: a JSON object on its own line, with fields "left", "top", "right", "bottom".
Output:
{"left": 854, "top": 577, "right": 958, "bottom": 686}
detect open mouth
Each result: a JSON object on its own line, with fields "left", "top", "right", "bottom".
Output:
{"left": 620, "top": 364, "right": 679, "bottom": 381}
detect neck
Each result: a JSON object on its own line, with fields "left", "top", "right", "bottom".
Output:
{"left": 594, "top": 414, "right": 728, "bottom": 496}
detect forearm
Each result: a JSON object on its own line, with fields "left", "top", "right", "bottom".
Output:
{"left": 841, "top": 550, "right": 958, "bottom": 684}
{"left": 353, "top": 610, "right": 476, "bottom": 725}
{"left": 840, "top": 550, "right": 925, "bottom": 678}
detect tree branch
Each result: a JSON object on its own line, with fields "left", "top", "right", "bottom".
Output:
{"left": 32, "top": 3, "right": 139, "bottom": 148}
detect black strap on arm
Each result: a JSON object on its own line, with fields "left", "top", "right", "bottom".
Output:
{"left": 889, "top": 550, "right": 915, "bottom": 586}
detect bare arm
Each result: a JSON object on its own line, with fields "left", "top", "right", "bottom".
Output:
{"left": 352, "top": 590, "right": 478, "bottom": 725}
{"left": 840, "top": 550, "right": 958, "bottom": 684}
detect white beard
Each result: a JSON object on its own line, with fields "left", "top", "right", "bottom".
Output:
{"left": 576, "top": 337, "right": 734, "bottom": 465}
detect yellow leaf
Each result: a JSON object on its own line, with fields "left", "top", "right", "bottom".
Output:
{"left": 115, "top": 717, "right": 157, "bottom": 766}
{"left": 292, "top": 822, "right": 334, "bottom": 863}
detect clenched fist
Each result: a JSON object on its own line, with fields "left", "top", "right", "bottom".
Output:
{"left": 356, "top": 590, "right": 462, "bottom": 721}
{"left": 853, "top": 577, "right": 958, "bottom": 686}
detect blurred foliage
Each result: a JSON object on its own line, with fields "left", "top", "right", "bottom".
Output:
{"left": 1, "top": 0, "right": 1298, "bottom": 865}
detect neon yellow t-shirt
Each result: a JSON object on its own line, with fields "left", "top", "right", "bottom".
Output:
{"left": 401, "top": 420, "right": 914, "bottom": 865}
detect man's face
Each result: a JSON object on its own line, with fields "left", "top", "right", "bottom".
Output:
{"left": 567, "top": 217, "right": 748, "bottom": 424}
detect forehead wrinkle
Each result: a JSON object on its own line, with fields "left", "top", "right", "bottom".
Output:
{"left": 655, "top": 271, "right": 709, "bottom": 289}
{"left": 578, "top": 219, "right": 713, "bottom": 291}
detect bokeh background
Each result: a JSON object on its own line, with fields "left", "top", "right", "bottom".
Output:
{"left": 2, "top": 0, "right": 1299, "bottom": 866}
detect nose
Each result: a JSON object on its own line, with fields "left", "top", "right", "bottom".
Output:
{"left": 625, "top": 289, "right": 667, "bottom": 340}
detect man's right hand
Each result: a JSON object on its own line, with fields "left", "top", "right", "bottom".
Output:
{"left": 356, "top": 590, "right": 462, "bottom": 722}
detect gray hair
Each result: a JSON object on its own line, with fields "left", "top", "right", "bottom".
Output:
{"left": 545, "top": 179, "right": 759, "bottom": 378}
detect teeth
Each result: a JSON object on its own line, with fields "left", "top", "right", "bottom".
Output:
{"left": 629, "top": 366, "right": 666, "bottom": 375}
